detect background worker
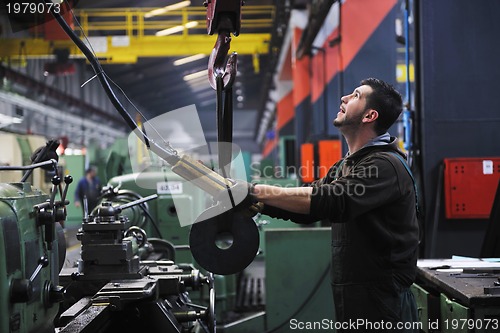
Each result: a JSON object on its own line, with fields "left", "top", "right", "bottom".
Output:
{"left": 74, "top": 166, "right": 102, "bottom": 214}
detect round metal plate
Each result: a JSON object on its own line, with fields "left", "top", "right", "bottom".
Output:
{"left": 189, "top": 205, "right": 259, "bottom": 275}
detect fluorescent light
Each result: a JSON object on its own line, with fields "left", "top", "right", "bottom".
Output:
{"left": 0, "top": 113, "right": 23, "bottom": 126}
{"left": 200, "top": 99, "right": 216, "bottom": 107}
{"left": 187, "top": 78, "right": 209, "bottom": 89}
{"left": 196, "top": 90, "right": 216, "bottom": 98}
{"left": 145, "top": 1, "right": 191, "bottom": 18}
{"left": 65, "top": 148, "right": 83, "bottom": 156}
{"left": 190, "top": 83, "right": 212, "bottom": 93}
{"left": 173, "top": 53, "right": 206, "bottom": 66}
{"left": 184, "top": 21, "right": 198, "bottom": 29}
{"left": 183, "top": 69, "right": 208, "bottom": 81}
{"left": 156, "top": 26, "right": 183, "bottom": 36}
{"left": 155, "top": 21, "right": 199, "bottom": 36}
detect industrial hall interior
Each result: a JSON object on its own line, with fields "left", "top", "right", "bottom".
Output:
{"left": 2, "top": 0, "right": 500, "bottom": 332}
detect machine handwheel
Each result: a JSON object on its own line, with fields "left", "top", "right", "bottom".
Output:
{"left": 124, "top": 226, "right": 147, "bottom": 247}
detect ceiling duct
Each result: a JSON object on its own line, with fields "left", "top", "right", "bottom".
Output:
{"left": 296, "top": 0, "right": 338, "bottom": 59}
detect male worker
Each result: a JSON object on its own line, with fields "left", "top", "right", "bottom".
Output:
{"left": 252, "top": 78, "right": 420, "bottom": 332}
{"left": 74, "top": 166, "right": 102, "bottom": 214}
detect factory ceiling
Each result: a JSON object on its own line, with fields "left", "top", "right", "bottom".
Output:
{"left": 0, "top": 0, "right": 309, "bottom": 153}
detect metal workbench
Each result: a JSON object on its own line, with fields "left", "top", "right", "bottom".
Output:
{"left": 412, "top": 259, "right": 500, "bottom": 333}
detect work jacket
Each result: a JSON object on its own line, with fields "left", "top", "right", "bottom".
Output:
{"left": 262, "top": 138, "right": 419, "bottom": 288}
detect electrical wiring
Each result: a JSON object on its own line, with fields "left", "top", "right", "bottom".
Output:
{"left": 44, "top": 0, "right": 180, "bottom": 165}
{"left": 70, "top": 5, "right": 170, "bottom": 148}
{"left": 67, "top": 2, "right": 172, "bottom": 148}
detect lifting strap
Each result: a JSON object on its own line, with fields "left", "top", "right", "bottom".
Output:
{"left": 389, "top": 152, "right": 421, "bottom": 218}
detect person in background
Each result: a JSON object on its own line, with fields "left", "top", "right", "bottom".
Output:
{"left": 74, "top": 166, "right": 102, "bottom": 214}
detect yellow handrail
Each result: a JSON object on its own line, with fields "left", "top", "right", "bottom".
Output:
{"left": 0, "top": 6, "right": 274, "bottom": 63}
{"left": 57, "top": 6, "right": 275, "bottom": 38}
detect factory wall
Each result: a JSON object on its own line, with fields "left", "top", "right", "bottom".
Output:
{"left": 263, "top": 0, "right": 399, "bottom": 178}
{"left": 310, "top": 0, "right": 398, "bottom": 142}
{"left": 417, "top": 0, "right": 500, "bottom": 258}
{"left": 258, "top": 0, "right": 500, "bottom": 261}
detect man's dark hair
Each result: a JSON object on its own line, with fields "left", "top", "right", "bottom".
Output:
{"left": 85, "top": 166, "right": 97, "bottom": 175}
{"left": 360, "top": 78, "right": 403, "bottom": 134}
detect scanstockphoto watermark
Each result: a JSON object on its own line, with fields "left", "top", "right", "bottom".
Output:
{"left": 249, "top": 161, "right": 379, "bottom": 181}
{"left": 289, "top": 318, "right": 423, "bottom": 331}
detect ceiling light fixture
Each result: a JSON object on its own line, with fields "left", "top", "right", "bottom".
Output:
{"left": 0, "top": 113, "right": 23, "bottom": 127}
{"left": 190, "top": 83, "right": 212, "bottom": 93}
{"left": 183, "top": 69, "right": 208, "bottom": 81}
{"left": 173, "top": 53, "right": 206, "bottom": 66}
{"left": 156, "top": 21, "right": 198, "bottom": 37}
{"left": 200, "top": 98, "right": 216, "bottom": 107}
{"left": 145, "top": 0, "right": 191, "bottom": 18}
{"left": 196, "top": 90, "right": 216, "bottom": 99}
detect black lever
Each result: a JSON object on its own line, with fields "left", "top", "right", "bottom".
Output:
{"left": 10, "top": 256, "right": 48, "bottom": 303}
{"left": 115, "top": 194, "right": 158, "bottom": 213}
{"left": 59, "top": 175, "right": 73, "bottom": 206}
{"left": 29, "top": 256, "right": 49, "bottom": 282}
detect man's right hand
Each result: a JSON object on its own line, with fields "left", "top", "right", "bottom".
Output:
{"left": 214, "top": 180, "right": 262, "bottom": 216}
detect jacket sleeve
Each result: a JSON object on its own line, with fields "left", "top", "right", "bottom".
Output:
{"left": 261, "top": 204, "right": 320, "bottom": 225}
{"left": 259, "top": 161, "right": 342, "bottom": 224}
{"left": 309, "top": 155, "right": 404, "bottom": 222}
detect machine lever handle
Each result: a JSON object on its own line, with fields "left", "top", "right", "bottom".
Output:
{"left": 49, "top": 176, "right": 61, "bottom": 207}
{"left": 59, "top": 175, "right": 73, "bottom": 206}
{"left": 116, "top": 194, "right": 158, "bottom": 213}
{"left": 29, "top": 256, "right": 49, "bottom": 283}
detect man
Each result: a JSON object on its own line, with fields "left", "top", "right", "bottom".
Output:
{"left": 74, "top": 166, "right": 102, "bottom": 214}
{"left": 252, "top": 78, "right": 420, "bottom": 331}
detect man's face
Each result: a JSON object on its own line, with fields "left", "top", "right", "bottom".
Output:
{"left": 334, "top": 84, "right": 373, "bottom": 129}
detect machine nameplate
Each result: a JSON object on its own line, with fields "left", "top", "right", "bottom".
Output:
{"left": 157, "top": 181, "right": 183, "bottom": 195}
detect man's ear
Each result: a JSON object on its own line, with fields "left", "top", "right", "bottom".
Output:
{"left": 362, "top": 109, "right": 379, "bottom": 124}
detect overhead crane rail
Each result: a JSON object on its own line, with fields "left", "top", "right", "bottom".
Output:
{"left": 0, "top": 6, "right": 274, "bottom": 63}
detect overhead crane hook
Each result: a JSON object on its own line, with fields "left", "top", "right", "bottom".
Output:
{"left": 207, "top": 32, "right": 237, "bottom": 90}
{"left": 205, "top": 0, "right": 243, "bottom": 90}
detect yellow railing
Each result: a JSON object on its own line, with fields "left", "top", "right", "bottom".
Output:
{"left": 0, "top": 6, "right": 274, "bottom": 63}
{"left": 68, "top": 6, "right": 275, "bottom": 39}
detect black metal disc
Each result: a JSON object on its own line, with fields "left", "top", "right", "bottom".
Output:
{"left": 189, "top": 205, "right": 259, "bottom": 275}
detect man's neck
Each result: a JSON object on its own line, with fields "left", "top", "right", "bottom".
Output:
{"left": 343, "top": 129, "right": 379, "bottom": 154}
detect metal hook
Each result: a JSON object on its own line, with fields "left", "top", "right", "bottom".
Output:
{"left": 208, "top": 32, "right": 238, "bottom": 91}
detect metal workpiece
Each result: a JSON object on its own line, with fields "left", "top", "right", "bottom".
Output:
{"left": 58, "top": 303, "right": 113, "bottom": 333}
{"left": 189, "top": 204, "right": 260, "bottom": 275}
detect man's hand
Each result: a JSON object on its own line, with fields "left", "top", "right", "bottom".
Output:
{"left": 75, "top": 201, "right": 81, "bottom": 208}
{"left": 214, "top": 180, "right": 262, "bottom": 216}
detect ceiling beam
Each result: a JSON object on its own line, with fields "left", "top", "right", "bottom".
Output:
{"left": 0, "top": 34, "right": 271, "bottom": 63}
